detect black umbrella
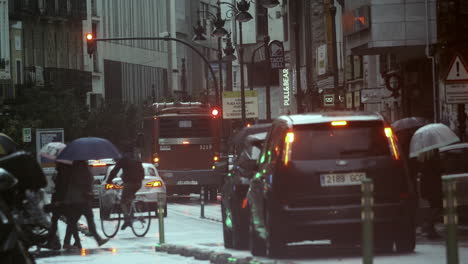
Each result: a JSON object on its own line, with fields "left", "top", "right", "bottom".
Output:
{"left": 391, "top": 117, "right": 430, "bottom": 158}
{"left": 57, "top": 137, "right": 121, "bottom": 161}
{"left": 391, "top": 117, "right": 430, "bottom": 132}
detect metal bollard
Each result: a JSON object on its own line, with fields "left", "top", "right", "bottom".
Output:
{"left": 200, "top": 186, "right": 205, "bottom": 218}
{"left": 157, "top": 193, "right": 166, "bottom": 244}
{"left": 361, "top": 178, "right": 374, "bottom": 264}
{"left": 443, "top": 177, "right": 459, "bottom": 264}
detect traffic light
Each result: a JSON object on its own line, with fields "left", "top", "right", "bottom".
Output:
{"left": 210, "top": 107, "right": 220, "bottom": 118}
{"left": 85, "top": 33, "right": 96, "bottom": 57}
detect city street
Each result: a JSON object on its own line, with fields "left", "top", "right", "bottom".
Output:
{"left": 34, "top": 196, "right": 468, "bottom": 264}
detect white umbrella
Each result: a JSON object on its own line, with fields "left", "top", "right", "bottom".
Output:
{"left": 39, "top": 142, "right": 71, "bottom": 164}
{"left": 409, "top": 123, "right": 460, "bottom": 158}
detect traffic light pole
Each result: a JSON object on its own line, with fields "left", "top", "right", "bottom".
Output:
{"left": 89, "top": 36, "right": 219, "bottom": 106}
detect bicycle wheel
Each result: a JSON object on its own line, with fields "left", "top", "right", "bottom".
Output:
{"left": 100, "top": 202, "right": 121, "bottom": 238}
{"left": 131, "top": 201, "right": 151, "bottom": 237}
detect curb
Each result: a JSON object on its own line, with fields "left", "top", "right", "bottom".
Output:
{"left": 154, "top": 243, "right": 269, "bottom": 264}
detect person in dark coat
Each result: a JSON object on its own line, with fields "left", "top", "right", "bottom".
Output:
{"left": 106, "top": 150, "right": 144, "bottom": 230}
{"left": 45, "top": 162, "right": 74, "bottom": 249}
{"left": 418, "top": 149, "right": 443, "bottom": 239}
{"left": 63, "top": 161, "right": 108, "bottom": 249}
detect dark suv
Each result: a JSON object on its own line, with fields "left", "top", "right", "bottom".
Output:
{"left": 247, "top": 112, "right": 416, "bottom": 257}
{"left": 222, "top": 124, "right": 271, "bottom": 249}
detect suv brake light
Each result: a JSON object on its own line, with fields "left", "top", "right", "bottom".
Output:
{"left": 331, "top": 120, "right": 347, "bottom": 126}
{"left": 384, "top": 127, "right": 400, "bottom": 160}
{"left": 282, "top": 132, "right": 294, "bottom": 165}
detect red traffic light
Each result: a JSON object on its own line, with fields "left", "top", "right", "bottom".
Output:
{"left": 211, "top": 108, "right": 220, "bottom": 117}
{"left": 85, "top": 33, "right": 94, "bottom": 40}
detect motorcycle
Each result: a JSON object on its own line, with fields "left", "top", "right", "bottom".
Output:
{"left": 0, "top": 168, "right": 36, "bottom": 264}
{"left": 0, "top": 151, "right": 56, "bottom": 260}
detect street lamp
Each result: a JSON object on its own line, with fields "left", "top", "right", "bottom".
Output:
{"left": 261, "top": 0, "right": 280, "bottom": 8}
{"left": 193, "top": 6, "right": 237, "bottom": 108}
{"left": 196, "top": 0, "right": 277, "bottom": 125}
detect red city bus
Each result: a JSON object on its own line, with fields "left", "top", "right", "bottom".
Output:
{"left": 141, "top": 102, "right": 222, "bottom": 200}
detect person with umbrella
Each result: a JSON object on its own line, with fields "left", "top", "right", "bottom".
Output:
{"left": 410, "top": 123, "right": 460, "bottom": 239}
{"left": 55, "top": 137, "right": 120, "bottom": 248}
{"left": 106, "top": 146, "right": 145, "bottom": 230}
{"left": 63, "top": 160, "right": 109, "bottom": 249}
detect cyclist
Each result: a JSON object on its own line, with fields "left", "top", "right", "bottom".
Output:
{"left": 106, "top": 147, "right": 144, "bottom": 230}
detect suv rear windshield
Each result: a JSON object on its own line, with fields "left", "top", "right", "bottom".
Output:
{"left": 292, "top": 121, "right": 390, "bottom": 160}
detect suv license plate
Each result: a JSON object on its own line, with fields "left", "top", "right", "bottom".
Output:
{"left": 320, "top": 172, "right": 366, "bottom": 187}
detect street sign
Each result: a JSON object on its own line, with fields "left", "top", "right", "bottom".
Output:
{"left": 222, "top": 91, "right": 259, "bottom": 119}
{"left": 22, "top": 128, "right": 32, "bottom": 142}
{"left": 446, "top": 83, "right": 468, "bottom": 104}
{"left": 323, "top": 94, "right": 335, "bottom": 107}
{"left": 445, "top": 55, "right": 468, "bottom": 104}
{"left": 445, "top": 55, "right": 468, "bottom": 82}
{"left": 269, "top": 40, "right": 285, "bottom": 69}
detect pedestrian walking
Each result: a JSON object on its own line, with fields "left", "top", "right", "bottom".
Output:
{"left": 45, "top": 162, "right": 73, "bottom": 250}
{"left": 63, "top": 160, "right": 108, "bottom": 249}
{"left": 418, "top": 149, "right": 443, "bottom": 239}
{"left": 106, "top": 147, "right": 144, "bottom": 230}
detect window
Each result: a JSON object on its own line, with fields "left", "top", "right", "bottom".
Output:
{"left": 291, "top": 122, "right": 390, "bottom": 160}
{"left": 159, "top": 116, "right": 212, "bottom": 138}
{"left": 256, "top": 1, "right": 268, "bottom": 38}
{"left": 16, "top": 60, "right": 22, "bottom": 84}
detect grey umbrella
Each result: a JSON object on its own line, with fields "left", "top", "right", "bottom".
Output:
{"left": 409, "top": 123, "right": 460, "bottom": 158}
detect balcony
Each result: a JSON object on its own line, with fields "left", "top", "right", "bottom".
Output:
{"left": 44, "top": 0, "right": 57, "bottom": 17}
{"left": 70, "top": 0, "right": 87, "bottom": 20}
{"left": 344, "top": 0, "right": 437, "bottom": 57}
{"left": 9, "top": 0, "right": 40, "bottom": 18}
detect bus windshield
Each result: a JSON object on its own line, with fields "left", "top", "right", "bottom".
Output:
{"left": 159, "top": 116, "right": 212, "bottom": 138}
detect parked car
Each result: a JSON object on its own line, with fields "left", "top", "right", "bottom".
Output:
{"left": 222, "top": 131, "right": 268, "bottom": 249}
{"left": 439, "top": 142, "right": 468, "bottom": 222}
{"left": 247, "top": 112, "right": 417, "bottom": 257}
{"left": 99, "top": 163, "right": 167, "bottom": 217}
{"left": 89, "top": 159, "right": 115, "bottom": 207}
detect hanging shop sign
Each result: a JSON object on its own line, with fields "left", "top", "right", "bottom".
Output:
{"left": 282, "top": 69, "right": 291, "bottom": 106}
{"left": 269, "top": 40, "right": 285, "bottom": 69}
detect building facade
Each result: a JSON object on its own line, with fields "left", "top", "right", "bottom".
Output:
{"left": 0, "top": 0, "right": 11, "bottom": 103}
{"left": 83, "top": 0, "right": 174, "bottom": 110}
{"left": 6, "top": 0, "right": 91, "bottom": 109}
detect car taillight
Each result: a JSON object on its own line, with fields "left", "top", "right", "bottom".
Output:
{"left": 105, "top": 183, "right": 123, "bottom": 190}
{"left": 282, "top": 132, "right": 295, "bottom": 165}
{"left": 145, "top": 180, "right": 163, "bottom": 188}
{"left": 384, "top": 127, "right": 400, "bottom": 160}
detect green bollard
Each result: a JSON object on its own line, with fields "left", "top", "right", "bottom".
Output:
{"left": 443, "top": 178, "right": 459, "bottom": 264}
{"left": 200, "top": 186, "right": 205, "bottom": 219}
{"left": 157, "top": 193, "right": 166, "bottom": 244}
{"left": 362, "top": 178, "right": 373, "bottom": 264}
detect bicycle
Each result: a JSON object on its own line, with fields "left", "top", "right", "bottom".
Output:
{"left": 99, "top": 194, "right": 151, "bottom": 238}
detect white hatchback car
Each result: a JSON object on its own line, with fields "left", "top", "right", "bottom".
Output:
{"left": 99, "top": 162, "right": 167, "bottom": 216}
